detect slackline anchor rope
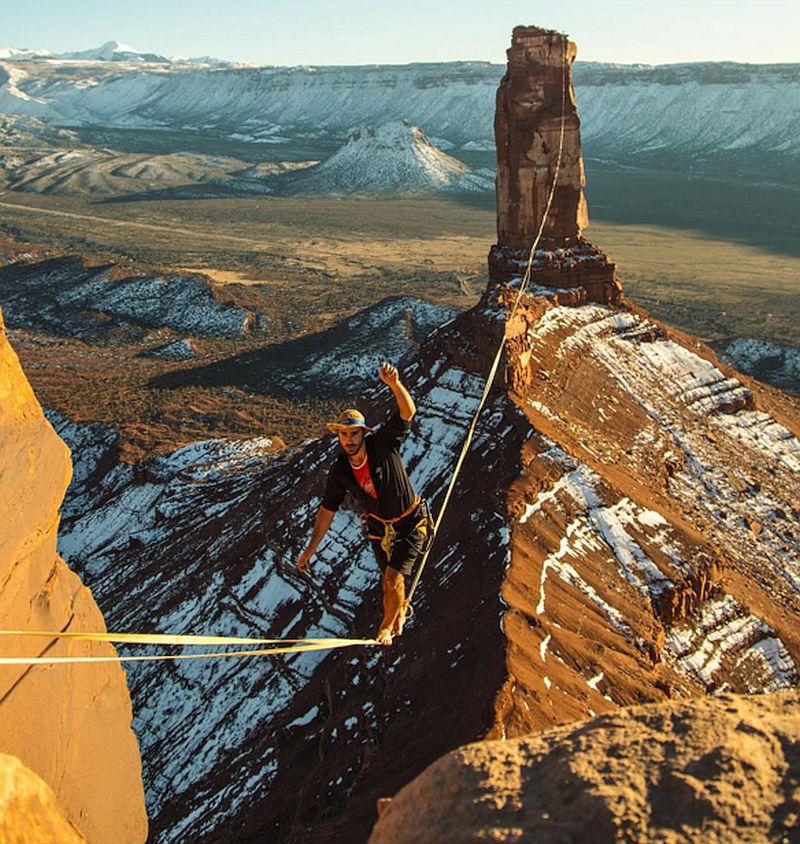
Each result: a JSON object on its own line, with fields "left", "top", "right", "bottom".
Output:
{"left": 0, "top": 630, "right": 376, "bottom": 666}
{"left": 405, "top": 43, "right": 570, "bottom": 612}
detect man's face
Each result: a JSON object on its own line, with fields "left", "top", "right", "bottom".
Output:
{"left": 338, "top": 426, "right": 365, "bottom": 457}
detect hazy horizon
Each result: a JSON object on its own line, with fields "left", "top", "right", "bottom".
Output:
{"left": 3, "top": 0, "right": 798, "bottom": 67}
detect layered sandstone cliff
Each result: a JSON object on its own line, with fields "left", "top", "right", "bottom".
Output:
{"left": 495, "top": 26, "right": 586, "bottom": 248}
{"left": 0, "top": 306, "right": 147, "bottom": 842}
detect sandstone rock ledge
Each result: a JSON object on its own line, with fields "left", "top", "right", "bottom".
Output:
{"left": 369, "top": 692, "right": 800, "bottom": 843}
{"left": 0, "top": 306, "right": 147, "bottom": 843}
{"left": 0, "top": 753, "right": 85, "bottom": 843}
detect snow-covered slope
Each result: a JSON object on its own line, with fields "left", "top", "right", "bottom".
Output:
{"left": 0, "top": 60, "right": 797, "bottom": 181}
{"left": 0, "top": 257, "right": 262, "bottom": 339}
{"left": 157, "top": 295, "right": 456, "bottom": 397}
{"left": 274, "top": 121, "right": 493, "bottom": 194}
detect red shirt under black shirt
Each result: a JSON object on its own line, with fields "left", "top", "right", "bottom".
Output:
{"left": 321, "top": 412, "right": 416, "bottom": 520}
{"left": 350, "top": 457, "right": 378, "bottom": 499}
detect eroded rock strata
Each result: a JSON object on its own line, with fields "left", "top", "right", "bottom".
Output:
{"left": 0, "top": 306, "right": 147, "bottom": 842}
{"left": 55, "top": 283, "right": 800, "bottom": 842}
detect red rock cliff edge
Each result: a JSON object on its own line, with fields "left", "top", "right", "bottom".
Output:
{"left": 0, "top": 306, "right": 147, "bottom": 843}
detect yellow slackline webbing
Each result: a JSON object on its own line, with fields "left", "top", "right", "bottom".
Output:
{"left": 406, "top": 43, "right": 569, "bottom": 609}
{"left": 0, "top": 630, "right": 376, "bottom": 666}
{"left": 0, "top": 630, "right": 370, "bottom": 647}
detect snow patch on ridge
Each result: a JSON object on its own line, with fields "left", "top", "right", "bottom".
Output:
{"left": 534, "top": 304, "right": 800, "bottom": 593}
{"left": 526, "top": 440, "right": 680, "bottom": 623}
{"left": 666, "top": 595, "right": 796, "bottom": 693}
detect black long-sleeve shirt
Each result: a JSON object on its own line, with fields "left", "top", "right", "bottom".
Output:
{"left": 321, "top": 412, "right": 417, "bottom": 520}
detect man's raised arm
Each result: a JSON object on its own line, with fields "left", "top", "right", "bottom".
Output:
{"left": 380, "top": 362, "right": 416, "bottom": 421}
{"left": 297, "top": 506, "right": 335, "bottom": 571}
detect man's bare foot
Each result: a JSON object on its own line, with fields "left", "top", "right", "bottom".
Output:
{"left": 390, "top": 608, "right": 406, "bottom": 638}
{"left": 376, "top": 627, "right": 393, "bottom": 647}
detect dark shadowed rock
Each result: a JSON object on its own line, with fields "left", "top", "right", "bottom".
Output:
{"left": 0, "top": 257, "right": 260, "bottom": 339}
{"left": 152, "top": 295, "right": 456, "bottom": 398}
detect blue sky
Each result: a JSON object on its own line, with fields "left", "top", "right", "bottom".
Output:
{"left": 4, "top": 0, "right": 799, "bottom": 65}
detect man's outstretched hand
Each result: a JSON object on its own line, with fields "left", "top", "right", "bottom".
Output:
{"left": 297, "top": 548, "right": 314, "bottom": 572}
{"left": 380, "top": 361, "right": 416, "bottom": 421}
{"left": 379, "top": 362, "right": 399, "bottom": 387}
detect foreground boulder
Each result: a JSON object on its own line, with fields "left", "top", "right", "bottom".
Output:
{"left": 0, "top": 754, "right": 85, "bottom": 843}
{"left": 370, "top": 691, "right": 800, "bottom": 843}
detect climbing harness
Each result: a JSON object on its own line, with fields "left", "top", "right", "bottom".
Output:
{"left": 358, "top": 495, "right": 425, "bottom": 554}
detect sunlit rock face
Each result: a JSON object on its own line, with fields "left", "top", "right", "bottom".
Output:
{"left": 495, "top": 26, "right": 587, "bottom": 249}
{"left": 0, "top": 754, "right": 85, "bottom": 844}
{"left": 0, "top": 305, "right": 147, "bottom": 843}
{"left": 490, "top": 26, "right": 621, "bottom": 305}
{"left": 369, "top": 691, "right": 800, "bottom": 843}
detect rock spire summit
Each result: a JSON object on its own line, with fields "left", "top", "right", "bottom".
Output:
{"left": 489, "top": 25, "right": 622, "bottom": 305}
{"left": 495, "top": 26, "right": 587, "bottom": 248}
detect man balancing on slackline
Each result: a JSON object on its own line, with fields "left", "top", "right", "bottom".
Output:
{"left": 297, "top": 362, "right": 428, "bottom": 646}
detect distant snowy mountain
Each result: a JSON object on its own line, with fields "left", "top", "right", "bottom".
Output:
{"left": 0, "top": 47, "right": 51, "bottom": 60}
{"left": 0, "top": 58, "right": 798, "bottom": 183}
{"left": 57, "top": 40, "right": 169, "bottom": 63}
{"left": 276, "top": 120, "right": 493, "bottom": 194}
{"left": 0, "top": 40, "right": 234, "bottom": 66}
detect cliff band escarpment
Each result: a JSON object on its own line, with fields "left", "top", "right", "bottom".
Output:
{"left": 0, "top": 305, "right": 147, "bottom": 843}
{"left": 490, "top": 26, "right": 621, "bottom": 304}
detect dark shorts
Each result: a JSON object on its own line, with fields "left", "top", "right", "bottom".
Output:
{"left": 366, "top": 507, "right": 429, "bottom": 577}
